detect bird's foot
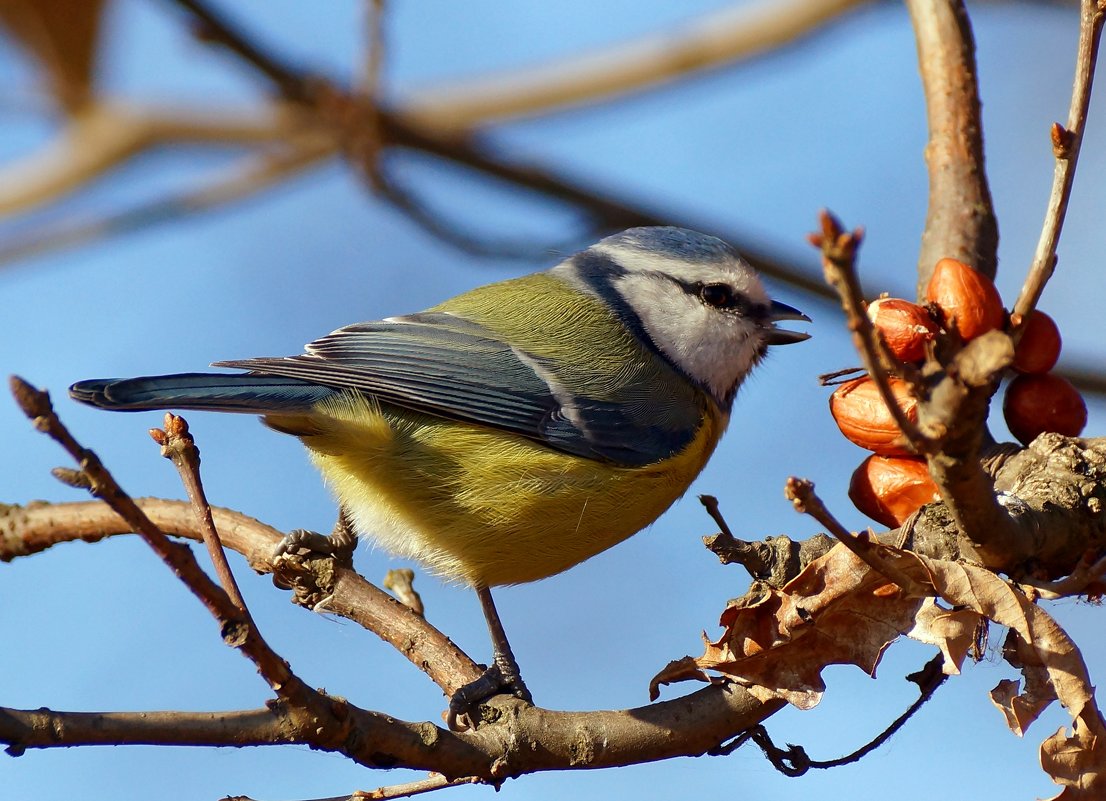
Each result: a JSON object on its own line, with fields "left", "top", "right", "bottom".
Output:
{"left": 273, "top": 528, "right": 355, "bottom": 564}
{"left": 271, "top": 512, "right": 358, "bottom": 600}
{"left": 447, "top": 657, "right": 532, "bottom": 732}
{"left": 273, "top": 510, "right": 358, "bottom": 569}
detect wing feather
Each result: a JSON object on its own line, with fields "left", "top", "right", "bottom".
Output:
{"left": 216, "top": 311, "right": 701, "bottom": 466}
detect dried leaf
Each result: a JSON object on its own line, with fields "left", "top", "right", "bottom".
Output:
{"left": 917, "top": 556, "right": 1106, "bottom": 798}
{"left": 664, "top": 538, "right": 1105, "bottom": 797}
{"left": 649, "top": 656, "right": 714, "bottom": 702}
{"left": 991, "top": 677, "right": 1055, "bottom": 739}
{"left": 1042, "top": 717, "right": 1106, "bottom": 801}
{"left": 0, "top": 0, "right": 107, "bottom": 111}
{"left": 671, "top": 544, "right": 926, "bottom": 709}
{"left": 988, "top": 629, "right": 1057, "bottom": 737}
{"left": 905, "top": 598, "right": 984, "bottom": 675}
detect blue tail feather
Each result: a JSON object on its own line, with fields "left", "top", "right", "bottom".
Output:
{"left": 69, "top": 373, "right": 334, "bottom": 414}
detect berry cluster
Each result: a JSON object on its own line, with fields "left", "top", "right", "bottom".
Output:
{"left": 830, "top": 258, "right": 1087, "bottom": 528}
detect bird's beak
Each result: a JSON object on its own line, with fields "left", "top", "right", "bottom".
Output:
{"left": 765, "top": 300, "right": 811, "bottom": 345}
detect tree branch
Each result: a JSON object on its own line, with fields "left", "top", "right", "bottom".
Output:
{"left": 0, "top": 496, "right": 481, "bottom": 694}
{"left": 8, "top": 378, "right": 352, "bottom": 734}
{"left": 904, "top": 0, "right": 999, "bottom": 292}
{"left": 1013, "top": 0, "right": 1106, "bottom": 320}
{"left": 0, "top": 102, "right": 314, "bottom": 215}
{"left": 398, "top": 0, "right": 874, "bottom": 132}
{"left": 0, "top": 683, "right": 783, "bottom": 779}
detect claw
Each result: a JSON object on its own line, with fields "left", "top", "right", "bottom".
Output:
{"left": 447, "top": 662, "right": 531, "bottom": 732}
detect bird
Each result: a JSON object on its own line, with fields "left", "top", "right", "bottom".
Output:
{"left": 70, "top": 226, "right": 809, "bottom": 722}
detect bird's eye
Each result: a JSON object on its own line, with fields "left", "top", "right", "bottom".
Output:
{"left": 699, "top": 283, "right": 738, "bottom": 309}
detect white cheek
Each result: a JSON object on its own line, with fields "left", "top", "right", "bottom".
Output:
{"left": 621, "top": 278, "right": 761, "bottom": 402}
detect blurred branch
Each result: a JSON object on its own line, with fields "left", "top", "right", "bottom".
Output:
{"left": 370, "top": 111, "right": 835, "bottom": 299}
{"left": 398, "top": 0, "right": 875, "bottom": 132}
{"left": 1059, "top": 361, "right": 1106, "bottom": 397}
{"left": 168, "top": 0, "right": 836, "bottom": 299}
{"left": 359, "top": 0, "right": 387, "bottom": 94}
{"left": 0, "top": 102, "right": 314, "bottom": 215}
{"left": 904, "top": 0, "right": 999, "bottom": 293}
{"left": 1013, "top": 0, "right": 1106, "bottom": 320}
{"left": 0, "top": 130, "right": 337, "bottom": 268}
{"left": 0, "top": 0, "right": 106, "bottom": 113}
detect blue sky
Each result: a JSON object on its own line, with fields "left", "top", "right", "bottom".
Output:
{"left": 2, "top": 2, "right": 1104, "bottom": 799}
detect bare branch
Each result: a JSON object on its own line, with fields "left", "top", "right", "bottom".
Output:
{"left": 153, "top": 413, "right": 249, "bottom": 612}
{"left": 355, "top": 774, "right": 480, "bottom": 800}
{"left": 0, "top": 131, "right": 336, "bottom": 268}
{"left": 7, "top": 377, "right": 349, "bottom": 728}
{"left": 1013, "top": 0, "right": 1106, "bottom": 320}
{"left": 398, "top": 0, "right": 874, "bottom": 132}
{"left": 905, "top": 0, "right": 999, "bottom": 292}
{"left": 0, "top": 681, "right": 785, "bottom": 779}
{"left": 0, "top": 497, "right": 481, "bottom": 694}
{"left": 784, "top": 477, "right": 931, "bottom": 596}
{"left": 0, "top": 102, "right": 312, "bottom": 215}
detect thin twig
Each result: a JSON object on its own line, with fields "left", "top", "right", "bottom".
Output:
{"left": 370, "top": 163, "right": 593, "bottom": 260}
{"left": 713, "top": 654, "right": 948, "bottom": 769}
{"left": 810, "top": 209, "right": 928, "bottom": 450}
{"left": 784, "top": 477, "right": 931, "bottom": 596}
{"left": 11, "top": 377, "right": 250, "bottom": 632}
{"left": 153, "top": 413, "right": 248, "bottom": 612}
{"left": 805, "top": 654, "right": 947, "bottom": 768}
{"left": 172, "top": 0, "right": 316, "bottom": 103}
{"left": 1013, "top": 0, "right": 1106, "bottom": 320}
{"left": 8, "top": 377, "right": 342, "bottom": 722}
{"left": 222, "top": 775, "right": 481, "bottom": 801}
{"left": 355, "top": 774, "right": 481, "bottom": 800}
{"left": 360, "top": 0, "right": 387, "bottom": 95}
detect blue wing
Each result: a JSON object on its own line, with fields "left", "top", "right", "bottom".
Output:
{"left": 216, "top": 312, "right": 703, "bottom": 467}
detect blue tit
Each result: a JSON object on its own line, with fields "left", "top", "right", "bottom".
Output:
{"left": 70, "top": 226, "right": 809, "bottom": 714}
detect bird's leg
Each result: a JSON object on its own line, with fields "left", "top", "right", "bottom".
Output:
{"left": 448, "top": 585, "right": 532, "bottom": 730}
{"left": 273, "top": 505, "right": 358, "bottom": 567}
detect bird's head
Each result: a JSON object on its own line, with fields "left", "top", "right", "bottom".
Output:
{"left": 556, "top": 226, "right": 810, "bottom": 408}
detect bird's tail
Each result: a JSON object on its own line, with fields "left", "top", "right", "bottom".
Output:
{"left": 69, "top": 373, "right": 335, "bottom": 414}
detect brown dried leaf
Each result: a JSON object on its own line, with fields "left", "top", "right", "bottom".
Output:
{"left": 0, "top": 0, "right": 107, "bottom": 111}
{"left": 670, "top": 544, "right": 926, "bottom": 709}
{"left": 991, "top": 677, "right": 1055, "bottom": 739}
{"left": 1042, "top": 718, "right": 1106, "bottom": 801}
{"left": 905, "top": 598, "right": 984, "bottom": 675}
{"left": 648, "top": 656, "right": 714, "bottom": 702}
{"left": 917, "top": 557, "right": 1106, "bottom": 799}
{"left": 663, "top": 540, "right": 1105, "bottom": 796}
{"left": 988, "top": 629, "right": 1057, "bottom": 737}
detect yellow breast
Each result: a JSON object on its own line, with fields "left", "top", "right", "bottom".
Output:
{"left": 274, "top": 392, "right": 724, "bottom": 587}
